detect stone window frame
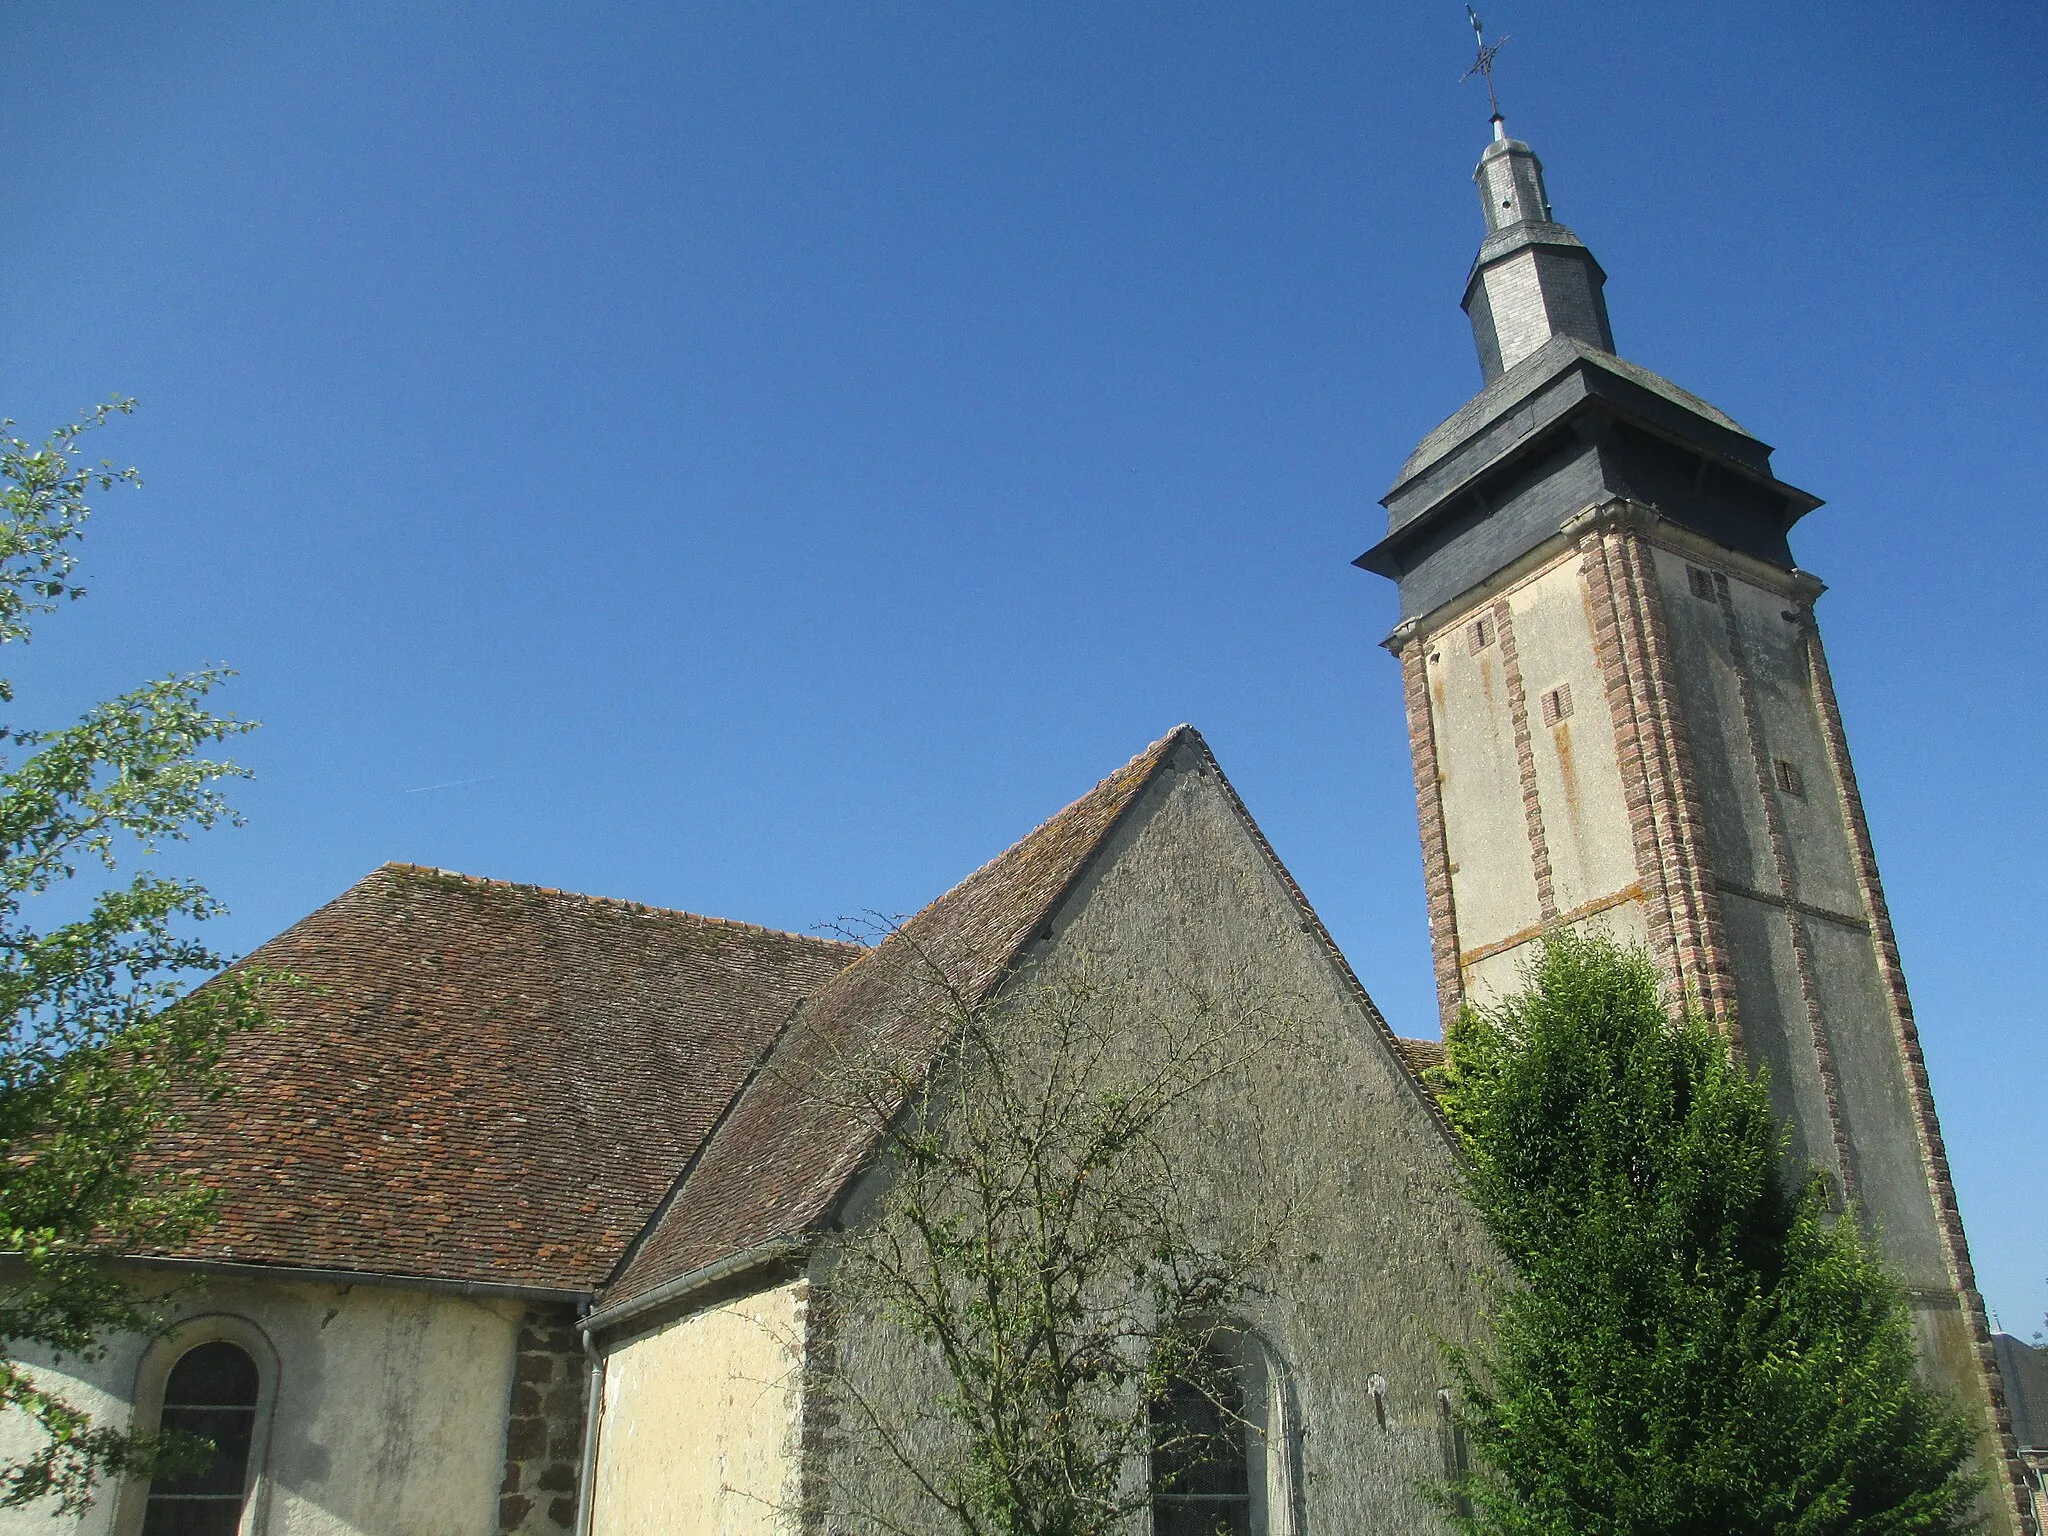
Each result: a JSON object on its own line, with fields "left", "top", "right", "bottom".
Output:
{"left": 113, "top": 1314, "right": 281, "bottom": 1536}
{"left": 1147, "top": 1328, "right": 1300, "bottom": 1536}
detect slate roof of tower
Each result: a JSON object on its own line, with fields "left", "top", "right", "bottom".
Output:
{"left": 148, "top": 865, "right": 861, "bottom": 1291}
{"left": 604, "top": 727, "right": 1189, "bottom": 1306}
{"left": 1390, "top": 333, "right": 1751, "bottom": 494}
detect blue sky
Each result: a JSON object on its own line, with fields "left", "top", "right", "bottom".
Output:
{"left": 4, "top": 2, "right": 2043, "bottom": 1333}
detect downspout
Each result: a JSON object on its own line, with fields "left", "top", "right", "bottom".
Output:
{"left": 572, "top": 1302, "right": 606, "bottom": 1536}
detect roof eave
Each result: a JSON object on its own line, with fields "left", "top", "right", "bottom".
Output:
{"left": 1361, "top": 368, "right": 1820, "bottom": 581}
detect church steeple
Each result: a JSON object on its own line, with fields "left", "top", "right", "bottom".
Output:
{"left": 1463, "top": 124, "right": 1614, "bottom": 381}
{"left": 1359, "top": 57, "right": 2034, "bottom": 1534}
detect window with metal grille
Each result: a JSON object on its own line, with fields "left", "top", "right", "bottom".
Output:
{"left": 1467, "top": 615, "right": 1494, "bottom": 654}
{"left": 1688, "top": 565, "right": 1717, "bottom": 601}
{"left": 1152, "top": 1346, "right": 1254, "bottom": 1536}
{"left": 1775, "top": 759, "right": 1804, "bottom": 798}
{"left": 142, "top": 1342, "right": 259, "bottom": 1536}
{"left": 1541, "top": 683, "right": 1572, "bottom": 726}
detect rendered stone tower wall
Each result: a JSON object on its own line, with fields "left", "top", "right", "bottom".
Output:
{"left": 1386, "top": 500, "right": 2032, "bottom": 1536}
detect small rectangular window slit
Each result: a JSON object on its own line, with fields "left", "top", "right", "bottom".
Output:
{"left": 1687, "top": 565, "right": 1716, "bottom": 601}
{"left": 1467, "top": 616, "right": 1493, "bottom": 653}
{"left": 1540, "top": 684, "right": 1572, "bottom": 726}
{"left": 1774, "top": 759, "right": 1804, "bottom": 798}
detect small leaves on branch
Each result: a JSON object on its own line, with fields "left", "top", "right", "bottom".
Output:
{"left": 0, "top": 403, "right": 272, "bottom": 1512}
{"left": 802, "top": 926, "right": 1297, "bottom": 1536}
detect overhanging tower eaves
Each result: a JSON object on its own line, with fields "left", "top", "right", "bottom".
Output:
{"left": 1357, "top": 337, "right": 1821, "bottom": 623}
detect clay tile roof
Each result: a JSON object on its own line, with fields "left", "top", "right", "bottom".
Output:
{"left": 603, "top": 727, "right": 1193, "bottom": 1308}
{"left": 149, "top": 865, "right": 861, "bottom": 1292}
{"left": 1392, "top": 1036, "right": 1447, "bottom": 1083}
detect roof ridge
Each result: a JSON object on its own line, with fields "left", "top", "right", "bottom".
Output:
{"left": 372, "top": 863, "right": 866, "bottom": 953}
{"left": 789, "top": 724, "right": 1198, "bottom": 1000}
{"left": 901, "top": 726, "right": 1197, "bottom": 921}
{"left": 943, "top": 722, "right": 1197, "bottom": 997}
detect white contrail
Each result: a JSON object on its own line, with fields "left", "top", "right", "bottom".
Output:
{"left": 403, "top": 774, "right": 505, "bottom": 795}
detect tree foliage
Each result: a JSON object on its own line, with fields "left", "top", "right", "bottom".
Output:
{"left": 1434, "top": 930, "right": 1980, "bottom": 1536}
{"left": 807, "top": 938, "right": 1293, "bottom": 1536}
{"left": 0, "top": 403, "right": 268, "bottom": 1511}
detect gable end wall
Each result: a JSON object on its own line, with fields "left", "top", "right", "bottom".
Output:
{"left": 813, "top": 742, "right": 1497, "bottom": 1534}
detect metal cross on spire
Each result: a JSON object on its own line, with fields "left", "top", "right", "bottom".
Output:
{"left": 1460, "top": 5, "right": 1508, "bottom": 132}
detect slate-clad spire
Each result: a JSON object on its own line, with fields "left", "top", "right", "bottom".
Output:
{"left": 1462, "top": 123, "right": 1614, "bottom": 381}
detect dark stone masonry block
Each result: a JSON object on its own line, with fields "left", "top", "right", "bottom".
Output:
{"left": 498, "top": 1302, "right": 589, "bottom": 1536}
{"left": 504, "top": 1417, "right": 548, "bottom": 1461}
{"left": 537, "top": 1462, "right": 577, "bottom": 1493}
{"left": 514, "top": 1353, "right": 555, "bottom": 1385}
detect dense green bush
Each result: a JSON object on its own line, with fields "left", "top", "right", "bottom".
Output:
{"left": 1434, "top": 931, "right": 1980, "bottom": 1536}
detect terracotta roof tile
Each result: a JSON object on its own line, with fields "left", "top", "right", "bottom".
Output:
{"left": 149, "top": 865, "right": 860, "bottom": 1291}
{"left": 603, "top": 727, "right": 1191, "bottom": 1306}
{"left": 1392, "top": 1036, "right": 1447, "bottom": 1081}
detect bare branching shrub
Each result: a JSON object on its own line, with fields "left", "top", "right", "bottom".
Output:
{"left": 797, "top": 927, "right": 1299, "bottom": 1536}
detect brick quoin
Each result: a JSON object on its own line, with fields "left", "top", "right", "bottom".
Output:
{"left": 1396, "top": 632, "right": 1467, "bottom": 1031}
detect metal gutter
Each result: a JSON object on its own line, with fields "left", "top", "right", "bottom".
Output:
{"left": 578, "top": 1237, "right": 809, "bottom": 1338}
{"left": 111, "top": 1255, "right": 594, "bottom": 1305}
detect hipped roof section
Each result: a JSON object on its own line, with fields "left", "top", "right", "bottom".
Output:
{"left": 148, "top": 865, "right": 861, "bottom": 1291}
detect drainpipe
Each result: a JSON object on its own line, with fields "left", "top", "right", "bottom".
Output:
{"left": 572, "top": 1303, "right": 606, "bottom": 1536}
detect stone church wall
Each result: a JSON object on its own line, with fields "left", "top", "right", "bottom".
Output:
{"left": 813, "top": 743, "right": 1498, "bottom": 1534}
{"left": 0, "top": 1271, "right": 522, "bottom": 1536}
{"left": 1646, "top": 543, "right": 1951, "bottom": 1283}
{"left": 1645, "top": 542, "right": 2014, "bottom": 1507}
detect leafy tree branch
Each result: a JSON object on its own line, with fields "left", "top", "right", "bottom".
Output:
{"left": 0, "top": 404, "right": 273, "bottom": 1512}
{"left": 798, "top": 928, "right": 1298, "bottom": 1536}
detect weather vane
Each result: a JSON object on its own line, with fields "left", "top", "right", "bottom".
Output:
{"left": 1460, "top": 5, "right": 1508, "bottom": 127}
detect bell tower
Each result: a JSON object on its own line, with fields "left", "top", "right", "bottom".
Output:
{"left": 1359, "top": 115, "right": 2033, "bottom": 1533}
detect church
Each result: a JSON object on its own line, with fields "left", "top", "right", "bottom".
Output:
{"left": 1, "top": 109, "right": 2036, "bottom": 1536}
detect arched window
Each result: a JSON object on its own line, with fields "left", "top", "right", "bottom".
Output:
{"left": 1152, "top": 1344, "right": 1251, "bottom": 1536}
{"left": 141, "top": 1341, "right": 260, "bottom": 1536}
{"left": 1150, "top": 1334, "right": 1294, "bottom": 1536}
